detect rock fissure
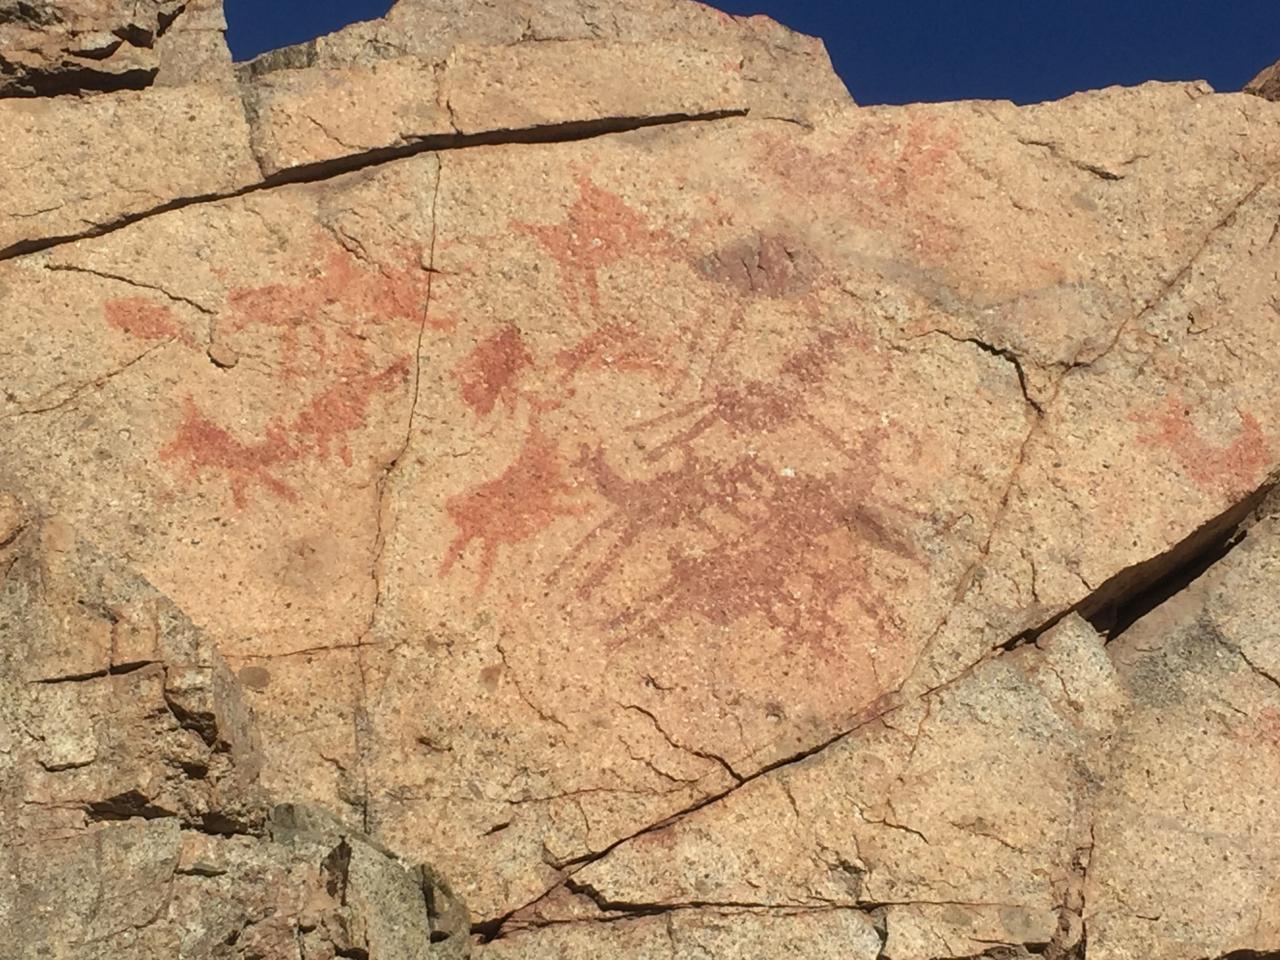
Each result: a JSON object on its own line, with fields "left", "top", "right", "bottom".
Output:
{"left": 3, "top": 338, "right": 172, "bottom": 417}
{"left": 0, "top": 109, "right": 749, "bottom": 265}
{"left": 30, "top": 659, "right": 157, "bottom": 684}
{"left": 1000, "top": 474, "right": 1278, "bottom": 650}
{"left": 471, "top": 706, "right": 898, "bottom": 939}
{"left": 477, "top": 469, "right": 1277, "bottom": 936}
{"left": 0, "top": 61, "right": 158, "bottom": 96}
{"left": 41, "top": 262, "right": 215, "bottom": 314}
{"left": 1017, "top": 138, "right": 1125, "bottom": 181}
{"left": 354, "top": 157, "right": 443, "bottom": 835}
{"left": 912, "top": 328, "right": 1044, "bottom": 415}
{"left": 1067, "top": 169, "right": 1279, "bottom": 371}
{"left": 621, "top": 702, "right": 745, "bottom": 783}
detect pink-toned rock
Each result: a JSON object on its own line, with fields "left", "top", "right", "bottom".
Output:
{"left": 5, "top": 1, "right": 1280, "bottom": 958}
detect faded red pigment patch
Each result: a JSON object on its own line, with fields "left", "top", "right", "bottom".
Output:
{"left": 104, "top": 297, "right": 185, "bottom": 342}
{"left": 546, "top": 323, "right": 923, "bottom": 663}
{"left": 160, "top": 235, "right": 433, "bottom": 507}
{"left": 761, "top": 115, "right": 963, "bottom": 264}
{"left": 456, "top": 326, "right": 534, "bottom": 418}
{"left": 440, "top": 426, "right": 585, "bottom": 592}
{"left": 569, "top": 437, "right": 919, "bottom": 661}
{"left": 1231, "top": 707, "right": 1280, "bottom": 756}
{"left": 515, "top": 174, "right": 674, "bottom": 316}
{"left": 695, "top": 232, "right": 819, "bottom": 299}
{"left": 160, "top": 399, "right": 297, "bottom": 509}
{"left": 292, "top": 359, "right": 412, "bottom": 466}
{"left": 634, "top": 324, "right": 873, "bottom": 463}
{"left": 1131, "top": 394, "right": 1272, "bottom": 497}
{"left": 161, "top": 358, "right": 410, "bottom": 507}
{"left": 556, "top": 323, "right": 672, "bottom": 383}
{"left": 228, "top": 236, "right": 436, "bottom": 378}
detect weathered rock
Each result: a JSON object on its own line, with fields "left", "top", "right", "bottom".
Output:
{"left": 1245, "top": 58, "right": 1280, "bottom": 101}
{"left": 0, "top": 0, "right": 178, "bottom": 95}
{"left": 0, "top": 0, "right": 252, "bottom": 258}
{"left": 234, "top": 0, "right": 846, "bottom": 176}
{"left": 0, "top": 504, "right": 468, "bottom": 957}
{"left": 5, "top": 1, "right": 1280, "bottom": 958}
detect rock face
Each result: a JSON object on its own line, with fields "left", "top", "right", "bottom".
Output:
{"left": 3, "top": 2, "right": 1280, "bottom": 958}
{"left": 0, "top": 503, "right": 469, "bottom": 957}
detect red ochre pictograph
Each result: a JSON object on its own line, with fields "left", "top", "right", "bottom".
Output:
{"left": 455, "top": 325, "right": 534, "bottom": 418}
{"left": 225, "top": 239, "right": 439, "bottom": 379}
{"left": 554, "top": 322, "right": 672, "bottom": 384}
{"left": 160, "top": 359, "right": 411, "bottom": 508}
{"left": 104, "top": 234, "right": 430, "bottom": 508}
{"left": 104, "top": 297, "right": 190, "bottom": 343}
{"left": 439, "top": 424, "right": 586, "bottom": 592}
{"left": 760, "top": 114, "right": 964, "bottom": 264}
{"left": 440, "top": 185, "right": 925, "bottom": 659}
{"left": 1131, "top": 393, "right": 1272, "bottom": 498}
{"left": 515, "top": 173, "right": 675, "bottom": 317}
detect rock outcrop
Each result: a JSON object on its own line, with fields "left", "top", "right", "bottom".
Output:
{"left": 1247, "top": 59, "right": 1280, "bottom": 101}
{"left": 4, "top": 2, "right": 1280, "bottom": 958}
{"left": 0, "top": 500, "right": 468, "bottom": 957}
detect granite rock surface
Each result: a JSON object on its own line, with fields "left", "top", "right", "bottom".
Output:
{"left": 4, "top": 2, "right": 1280, "bottom": 957}
{"left": 0, "top": 505, "right": 469, "bottom": 958}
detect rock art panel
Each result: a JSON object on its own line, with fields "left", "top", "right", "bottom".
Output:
{"left": 5, "top": 1, "right": 1280, "bottom": 957}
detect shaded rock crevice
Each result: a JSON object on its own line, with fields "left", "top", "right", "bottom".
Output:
{"left": 0, "top": 0, "right": 192, "bottom": 98}
{"left": 1016, "top": 138, "right": 1126, "bottom": 182}
{"left": 1001, "top": 473, "right": 1278, "bottom": 651}
{"left": 911, "top": 328, "right": 1044, "bottom": 415}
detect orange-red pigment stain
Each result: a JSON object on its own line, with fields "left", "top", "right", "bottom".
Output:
{"left": 104, "top": 297, "right": 186, "bottom": 342}
{"left": 227, "top": 238, "right": 439, "bottom": 378}
{"left": 440, "top": 427, "right": 584, "bottom": 592}
{"left": 159, "top": 235, "right": 436, "bottom": 507}
{"left": 160, "top": 399, "right": 297, "bottom": 508}
{"left": 555, "top": 323, "right": 671, "bottom": 382}
{"left": 456, "top": 326, "right": 534, "bottom": 417}
{"left": 161, "top": 358, "right": 410, "bottom": 507}
{"left": 516, "top": 175, "right": 672, "bottom": 315}
{"left": 1132, "top": 394, "right": 1271, "bottom": 497}
{"left": 230, "top": 242, "right": 432, "bottom": 332}
{"left": 545, "top": 316, "right": 921, "bottom": 661}
{"left": 292, "top": 359, "right": 411, "bottom": 466}
{"left": 581, "top": 436, "right": 918, "bottom": 660}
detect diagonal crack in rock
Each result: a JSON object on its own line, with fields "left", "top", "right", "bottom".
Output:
{"left": 0, "top": 110, "right": 749, "bottom": 264}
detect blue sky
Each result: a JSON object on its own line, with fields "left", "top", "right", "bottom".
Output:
{"left": 224, "top": 0, "right": 1280, "bottom": 105}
